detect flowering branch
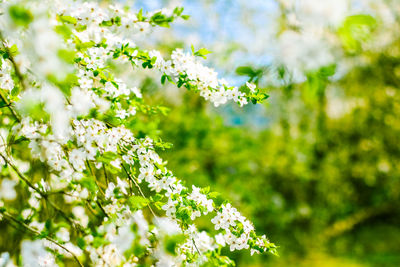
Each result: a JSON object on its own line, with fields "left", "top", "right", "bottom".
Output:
{"left": 0, "top": 0, "right": 275, "bottom": 265}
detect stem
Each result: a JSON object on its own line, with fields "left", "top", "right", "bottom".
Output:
{"left": 85, "top": 160, "right": 109, "bottom": 217}
{"left": 0, "top": 89, "right": 20, "bottom": 122}
{"left": 0, "top": 152, "right": 39, "bottom": 192}
{"left": 192, "top": 238, "right": 202, "bottom": 255}
{"left": 0, "top": 31, "right": 27, "bottom": 91}
{"left": 102, "top": 164, "right": 109, "bottom": 185}
{"left": 122, "top": 164, "right": 158, "bottom": 218}
{"left": 0, "top": 153, "right": 85, "bottom": 233}
{"left": 96, "top": 200, "right": 109, "bottom": 218}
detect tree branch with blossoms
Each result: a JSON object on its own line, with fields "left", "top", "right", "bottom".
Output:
{"left": 0, "top": 0, "right": 276, "bottom": 266}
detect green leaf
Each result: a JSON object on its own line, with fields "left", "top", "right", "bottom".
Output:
{"left": 137, "top": 9, "right": 144, "bottom": 21}
{"left": 200, "top": 186, "right": 210, "bottom": 194}
{"left": 181, "top": 15, "right": 190, "bottom": 20}
{"left": 9, "top": 5, "right": 33, "bottom": 27}
{"left": 161, "top": 74, "right": 167, "bottom": 85}
{"left": 92, "top": 236, "right": 109, "bottom": 248}
{"left": 57, "top": 49, "right": 76, "bottom": 64}
{"left": 176, "top": 206, "right": 191, "bottom": 222}
{"left": 151, "top": 12, "right": 172, "bottom": 27}
{"left": 55, "top": 24, "right": 73, "bottom": 39}
{"left": 338, "top": 14, "right": 377, "bottom": 53}
{"left": 128, "top": 196, "right": 150, "bottom": 210}
{"left": 77, "top": 237, "right": 86, "bottom": 249}
{"left": 194, "top": 48, "right": 212, "bottom": 59}
{"left": 318, "top": 64, "right": 336, "bottom": 78}
{"left": 100, "top": 20, "right": 113, "bottom": 27}
{"left": 76, "top": 41, "right": 95, "bottom": 51}
{"left": 79, "top": 177, "right": 97, "bottom": 193}
{"left": 173, "top": 7, "right": 185, "bottom": 16}
{"left": 164, "top": 234, "right": 186, "bottom": 255}
{"left": 208, "top": 192, "right": 220, "bottom": 199}
{"left": 8, "top": 45, "right": 19, "bottom": 57}
{"left": 58, "top": 15, "right": 77, "bottom": 25}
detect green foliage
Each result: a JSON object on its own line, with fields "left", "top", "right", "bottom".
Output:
{"left": 148, "top": 21, "right": 400, "bottom": 266}
{"left": 57, "top": 15, "right": 77, "bottom": 25}
{"left": 128, "top": 196, "right": 150, "bottom": 210}
{"left": 191, "top": 45, "right": 212, "bottom": 59}
{"left": 164, "top": 234, "right": 186, "bottom": 255}
{"left": 8, "top": 5, "right": 33, "bottom": 27}
{"left": 235, "top": 66, "right": 264, "bottom": 82}
{"left": 338, "top": 15, "right": 377, "bottom": 53}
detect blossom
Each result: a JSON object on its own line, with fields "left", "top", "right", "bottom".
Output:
{"left": 56, "top": 228, "right": 70, "bottom": 242}
{"left": 72, "top": 206, "right": 89, "bottom": 227}
{"left": 0, "top": 73, "right": 14, "bottom": 91}
{"left": 246, "top": 82, "right": 256, "bottom": 93}
{"left": 105, "top": 182, "right": 116, "bottom": 200}
{"left": 0, "top": 1, "right": 276, "bottom": 265}
{"left": 69, "top": 149, "right": 86, "bottom": 172}
{"left": 0, "top": 179, "right": 17, "bottom": 201}
{"left": 162, "top": 199, "right": 178, "bottom": 217}
{"left": 78, "top": 76, "right": 93, "bottom": 90}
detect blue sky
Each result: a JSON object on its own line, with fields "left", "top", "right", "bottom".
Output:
{"left": 132, "top": 0, "right": 277, "bottom": 127}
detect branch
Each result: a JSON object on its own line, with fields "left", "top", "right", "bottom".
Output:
{"left": 0, "top": 31, "right": 27, "bottom": 91}
{"left": 1, "top": 211, "right": 84, "bottom": 267}
{"left": 320, "top": 202, "right": 395, "bottom": 241}
{"left": 0, "top": 89, "right": 20, "bottom": 122}
{"left": 122, "top": 164, "right": 158, "bottom": 218}
{"left": 0, "top": 153, "right": 85, "bottom": 233}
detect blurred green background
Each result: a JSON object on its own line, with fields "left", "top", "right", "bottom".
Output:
{"left": 135, "top": 0, "right": 400, "bottom": 266}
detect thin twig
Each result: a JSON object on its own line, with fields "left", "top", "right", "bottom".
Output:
{"left": 85, "top": 160, "right": 109, "bottom": 218}
{"left": 192, "top": 238, "right": 202, "bottom": 255}
{"left": 0, "top": 89, "right": 20, "bottom": 122}
{"left": 0, "top": 31, "right": 27, "bottom": 91}
{"left": 96, "top": 200, "right": 109, "bottom": 218}
{"left": 0, "top": 153, "right": 84, "bottom": 233}
{"left": 122, "top": 164, "right": 158, "bottom": 218}
{"left": 86, "top": 160, "right": 105, "bottom": 195}
{"left": 102, "top": 164, "right": 109, "bottom": 185}
{"left": 1, "top": 211, "right": 84, "bottom": 267}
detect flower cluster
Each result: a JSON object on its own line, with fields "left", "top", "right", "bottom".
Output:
{"left": 0, "top": 0, "right": 275, "bottom": 266}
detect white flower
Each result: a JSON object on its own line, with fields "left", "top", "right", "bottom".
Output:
{"left": 117, "top": 177, "right": 129, "bottom": 195}
{"left": 0, "top": 73, "right": 14, "bottom": 91}
{"left": 131, "top": 87, "right": 142, "bottom": 98}
{"left": 161, "top": 60, "right": 173, "bottom": 75}
{"left": 72, "top": 206, "right": 89, "bottom": 227}
{"left": 70, "top": 87, "right": 95, "bottom": 116}
{"left": 102, "top": 244, "right": 123, "bottom": 266}
{"left": 155, "top": 217, "right": 181, "bottom": 235}
{"left": 69, "top": 149, "right": 86, "bottom": 172}
{"left": 246, "top": 82, "right": 256, "bottom": 93}
{"left": 110, "top": 159, "right": 121, "bottom": 169}
{"left": 105, "top": 182, "right": 116, "bottom": 199}
{"left": 21, "top": 240, "right": 53, "bottom": 267}
{"left": 215, "top": 233, "right": 226, "bottom": 246}
{"left": 78, "top": 76, "right": 93, "bottom": 90}
{"left": 116, "top": 109, "right": 128, "bottom": 119}
{"left": 134, "top": 22, "right": 150, "bottom": 34}
{"left": 56, "top": 227, "right": 70, "bottom": 242}
{"left": 190, "top": 209, "right": 201, "bottom": 220}
{"left": 0, "top": 252, "right": 15, "bottom": 267}
{"left": 162, "top": 198, "right": 177, "bottom": 217}
{"left": 0, "top": 179, "right": 17, "bottom": 200}
{"left": 188, "top": 186, "right": 214, "bottom": 214}
{"left": 138, "top": 165, "right": 154, "bottom": 183}
{"left": 21, "top": 209, "right": 33, "bottom": 220}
